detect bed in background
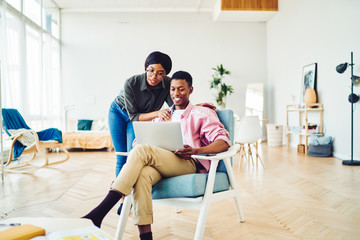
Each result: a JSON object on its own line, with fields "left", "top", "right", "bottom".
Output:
{"left": 62, "top": 119, "right": 114, "bottom": 151}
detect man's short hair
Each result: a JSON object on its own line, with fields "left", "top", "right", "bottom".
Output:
{"left": 171, "top": 71, "right": 193, "bottom": 87}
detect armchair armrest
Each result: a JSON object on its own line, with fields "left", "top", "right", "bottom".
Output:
{"left": 187, "top": 144, "right": 240, "bottom": 204}
{"left": 8, "top": 129, "right": 39, "bottom": 144}
{"left": 8, "top": 129, "right": 36, "bottom": 139}
{"left": 191, "top": 144, "right": 239, "bottom": 161}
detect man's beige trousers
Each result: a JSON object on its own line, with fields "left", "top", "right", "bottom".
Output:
{"left": 112, "top": 144, "right": 197, "bottom": 225}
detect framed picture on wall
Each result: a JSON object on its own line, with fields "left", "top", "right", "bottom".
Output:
{"left": 300, "top": 63, "right": 317, "bottom": 106}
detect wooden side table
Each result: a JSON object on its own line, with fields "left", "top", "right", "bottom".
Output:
{"left": 286, "top": 104, "right": 324, "bottom": 154}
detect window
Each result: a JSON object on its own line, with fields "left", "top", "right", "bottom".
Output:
{"left": 24, "top": 0, "right": 41, "bottom": 26}
{"left": 26, "top": 24, "right": 42, "bottom": 116}
{"left": 0, "top": 0, "right": 62, "bottom": 132}
{"left": 42, "top": 0, "right": 60, "bottom": 39}
{"left": 5, "top": 0, "right": 20, "bottom": 11}
{"left": 2, "top": 10, "right": 22, "bottom": 110}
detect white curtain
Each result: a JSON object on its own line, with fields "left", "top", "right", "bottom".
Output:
{"left": 0, "top": 2, "right": 61, "bottom": 132}
{"left": 2, "top": 9, "right": 22, "bottom": 110}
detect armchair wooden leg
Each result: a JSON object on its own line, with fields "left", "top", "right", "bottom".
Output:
{"left": 194, "top": 202, "right": 210, "bottom": 240}
{"left": 5, "top": 144, "right": 42, "bottom": 173}
{"left": 247, "top": 144, "right": 254, "bottom": 166}
{"left": 240, "top": 144, "right": 253, "bottom": 170}
{"left": 234, "top": 195, "right": 245, "bottom": 223}
{"left": 255, "top": 142, "right": 265, "bottom": 169}
{"left": 47, "top": 144, "right": 70, "bottom": 166}
{"left": 225, "top": 157, "right": 246, "bottom": 223}
{"left": 238, "top": 144, "right": 244, "bottom": 171}
{"left": 115, "top": 194, "right": 132, "bottom": 240}
{"left": 29, "top": 152, "right": 36, "bottom": 162}
{"left": 4, "top": 141, "right": 17, "bottom": 167}
{"left": 5, "top": 152, "right": 43, "bottom": 173}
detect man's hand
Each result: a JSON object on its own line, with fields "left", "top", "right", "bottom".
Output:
{"left": 174, "top": 145, "right": 198, "bottom": 160}
{"left": 158, "top": 109, "right": 172, "bottom": 121}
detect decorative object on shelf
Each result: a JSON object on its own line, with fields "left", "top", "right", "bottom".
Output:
{"left": 304, "top": 88, "right": 317, "bottom": 105}
{"left": 336, "top": 52, "right": 360, "bottom": 166}
{"left": 300, "top": 63, "right": 317, "bottom": 106}
{"left": 297, "top": 144, "right": 305, "bottom": 153}
{"left": 289, "top": 126, "right": 301, "bottom": 133}
{"left": 301, "top": 123, "right": 317, "bottom": 134}
{"left": 209, "top": 64, "right": 233, "bottom": 108}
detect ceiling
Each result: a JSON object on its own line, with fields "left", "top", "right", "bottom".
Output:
{"left": 52, "top": 0, "right": 218, "bottom": 12}
{"left": 52, "top": 0, "right": 277, "bottom": 22}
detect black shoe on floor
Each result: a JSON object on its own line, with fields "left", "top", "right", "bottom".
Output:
{"left": 117, "top": 202, "right": 133, "bottom": 215}
{"left": 117, "top": 203, "right": 123, "bottom": 215}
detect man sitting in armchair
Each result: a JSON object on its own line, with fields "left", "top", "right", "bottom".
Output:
{"left": 83, "top": 70, "right": 231, "bottom": 240}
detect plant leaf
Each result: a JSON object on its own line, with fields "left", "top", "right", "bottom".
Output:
{"left": 211, "top": 64, "right": 233, "bottom": 106}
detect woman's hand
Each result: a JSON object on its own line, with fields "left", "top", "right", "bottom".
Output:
{"left": 158, "top": 109, "right": 172, "bottom": 121}
{"left": 196, "top": 102, "right": 216, "bottom": 110}
{"left": 174, "top": 145, "right": 198, "bottom": 160}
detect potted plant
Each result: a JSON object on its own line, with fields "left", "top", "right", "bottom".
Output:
{"left": 209, "top": 64, "right": 234, "bottom": 108}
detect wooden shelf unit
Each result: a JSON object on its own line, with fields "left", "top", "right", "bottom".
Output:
{"left": 286, "top": 103, "right": 323, "bottom": 154}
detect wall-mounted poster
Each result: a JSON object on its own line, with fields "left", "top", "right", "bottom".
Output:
{"left": 300, "top": 63, "right": 317, "bottom": 106}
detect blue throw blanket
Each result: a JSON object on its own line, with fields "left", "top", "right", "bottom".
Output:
{"left": 2, "top": 108, "right": 63, "bottom": 158}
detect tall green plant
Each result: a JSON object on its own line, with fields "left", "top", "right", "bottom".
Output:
{"left": 209, "top": 64, "right": 234, "bottom": 108}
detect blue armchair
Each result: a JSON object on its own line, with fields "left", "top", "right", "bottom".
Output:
{"left": 115, "top": 109, "right": 245, "bottom": 239}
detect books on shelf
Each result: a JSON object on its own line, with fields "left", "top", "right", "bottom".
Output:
{"left": 289, "top": 124, "right": 318, "bottom": 134}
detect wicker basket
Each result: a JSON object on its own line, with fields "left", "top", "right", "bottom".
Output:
{"left": 266, "top": 124, "right": 283, "bottom": 147}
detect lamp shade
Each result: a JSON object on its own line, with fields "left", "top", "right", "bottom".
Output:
{"left": 336, "top": 63, "right": 348, "bottom": 73}
{"left": 351, "top": 75, "right": 360, "bottom": 82}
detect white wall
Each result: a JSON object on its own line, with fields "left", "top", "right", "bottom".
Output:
{"left": 267, "top": 0, "right": 360, "bottom": 159}
{"left": 61, "top": 12, "right": 267, "bottom": 121}
{"left": 61, "top": 1, "right": 360, "bottom": 160}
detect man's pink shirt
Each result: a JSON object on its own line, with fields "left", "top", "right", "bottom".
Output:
{"left": 156, "top": 103, "right": 232, "bottom": 173}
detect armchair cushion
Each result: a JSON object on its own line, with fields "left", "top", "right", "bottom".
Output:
{"left": 152, "top": 172, "right": 230, "bottom": 199}
{"left": 215, "top": 109, "right": 234, "bottom": 172}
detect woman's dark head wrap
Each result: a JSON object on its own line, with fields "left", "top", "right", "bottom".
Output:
{"left": 144, "top": 51, "right": 172, "bottom": 75}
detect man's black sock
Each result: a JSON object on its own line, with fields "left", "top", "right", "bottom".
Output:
{"left": 82, "top": 190, "right": 122, "bottom": 227}
{"left": 139, "top": 232, "right": 153, "bottom": 240}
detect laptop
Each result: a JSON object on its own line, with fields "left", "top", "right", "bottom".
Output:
{"left": 133, "top": 121, "right": 184, "bottom": 151}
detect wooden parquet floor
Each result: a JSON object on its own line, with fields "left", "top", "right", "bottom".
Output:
{"left": 1, "top": 144, "right": 359, "bottom": 239}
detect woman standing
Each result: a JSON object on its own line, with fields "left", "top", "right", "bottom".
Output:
{"left": 108, "top": 51, "right": 173, "bottom": 177}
